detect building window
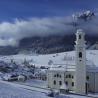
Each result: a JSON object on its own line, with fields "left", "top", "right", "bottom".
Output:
{"left": 72, "top": 75, "right": 74, "bottom": 79}
{"left": 54, "top": 74, "right": 61, "bottom": 78}
{"left": 66, "top": 75, "right": 68, "bottom": 78}
{"left": 69, "top": 74, "right": 71, "bottom": 78}
{"left": 59, "top": 81, "right": 62, "bottom": 85}
{"left": 57, "top": 74, "right": 59, "bottom": 77}
{"left": 54, "top": 80, "right": 56, "bottom": 85}
{"left": 79, "top": 35, "right": 81, "bottom": 39}
{"left": 65, "top": 81, "right": 68, "bottom": 86}
{"left": 59, "top": 75, "right": 61, "bottom": 78}
{"left": 54, "top": 75, "right": 56, "bottom": 77}
{"left": 72, "top": 82, "right": 74, "bottom": 87}
{"left": 86, "top": 76, "right": 89, "bottom": 80}
{"left": 79, "top": 52, "right": 82, "bottom": 58}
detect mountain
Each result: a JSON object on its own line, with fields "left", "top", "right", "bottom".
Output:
{"left": 0, "top": 34, "right": 97, "bottom": 55}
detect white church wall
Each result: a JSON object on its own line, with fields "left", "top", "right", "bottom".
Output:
{"left": 64, "top": 71, "right": 75, "bottom": 91}
{"left": 95, "top": 73, "right": 98, "bottom": 93}
{"left": 47, "top": 71, "right": 53, "bottom": 88}
{"left": 87, "top": 72, "right": 95, "bottom": 92}
{"left": 47, "top": 29, "right": 98, "bottom": 94}
{"left": 47, "top": 70, "right": 65, "bottom": 89}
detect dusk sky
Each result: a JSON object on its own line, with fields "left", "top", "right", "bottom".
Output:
{"left": 0, "top": 0, "right": 98, "bottom": 46}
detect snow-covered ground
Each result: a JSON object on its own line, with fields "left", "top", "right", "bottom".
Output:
{"left": 0, "top": 50, "right": 98, "bottom": 98}
{"left": 15, "top": 79, "right": 47, "bottom": 88}
{"left": 0, "top": 50, "right": 98, "bottom": 67}
{"left": 0, "top": 80, "right": 93, "bottom": 98}
{"left": 0, "top": 80, "right": 50, "bottom": 98}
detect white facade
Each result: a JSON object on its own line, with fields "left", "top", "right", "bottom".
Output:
{"left": 47, "top": 29, "right": 98, "bottom": 94}
{"left": 47, "top": 68, "right": 65, "bottom": 89}
{"left": 75, "top": 29, "right": 86, "bottom": 94}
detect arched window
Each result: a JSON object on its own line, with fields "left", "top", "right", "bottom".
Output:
{"left": 59, "top": 81, "right": 62, "bottom": 85}
{"left": 79, "top": 35, "right": 81, "bottom": 39}
{"left": 54, "top": 74, "right": 56, "bottom": 77}
{"left": 72, "top": 82, "right": 74, "bottom": 86}
{"left": 54, "top": 80, "right": 56, "bottom": 85}
{"left": 59, "top": 75, "right": 61, "bottom": 78}
{"left": 79, "top": 52, "right": 82, "bottom": 58}
{"left": 72, "top": 75, "right": 74, "bottom": 79}
{"left": 65, "top": 81, "right": 68, "bottom": 85}
{"left": 57, "top": 74, "right": 59, "bottom": 77}
{"left": 69, "top": 74, "right": 71, "bottom": 78}
{"left": 86, "top": 76, "right": 89, "bottom": 80}
{"left": 66, "top": 75, "right": 68, "bottom": 78}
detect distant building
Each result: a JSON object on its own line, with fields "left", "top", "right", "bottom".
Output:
{"left": 47, "top": 29, "right": 98, "bottom": 94}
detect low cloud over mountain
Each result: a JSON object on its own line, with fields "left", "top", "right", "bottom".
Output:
{"left": 0, "top": 12, "right": 98, "bottom": 46}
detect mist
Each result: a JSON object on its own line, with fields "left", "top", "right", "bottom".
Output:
{"left": 0, "top": 14, "right": 98, "bottom": 46}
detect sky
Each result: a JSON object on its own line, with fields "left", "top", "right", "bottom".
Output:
{"left": 0, "top": 0, "right": 98, "bottom": 46}
{"left": 0, "top": 0, "right": 98, "bottom": 21}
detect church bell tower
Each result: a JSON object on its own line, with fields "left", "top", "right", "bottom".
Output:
{"left": 75, "top": 29, "right": 86, "bottom": 94}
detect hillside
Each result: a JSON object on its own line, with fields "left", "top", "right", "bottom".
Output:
{"left": 0, "top": 50, "right": 98, "bottom": 67}
{"left": 0, "top": 34, "right": 98, "bottom": 55}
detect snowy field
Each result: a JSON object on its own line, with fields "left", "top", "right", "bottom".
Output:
{"left": 0, "top": 50, "right": 98, "bottom": 67}
{"left": 0, "top": 80, "right": 93, "bottom": 98}
{"left": 15, "top": 79, "right": 47, "bottom": 88}
{"left": 0, "top": 80, "right": 50, "bottom": 98}
{"left": 0, "top": 50, "right": 98, "bottom": 98}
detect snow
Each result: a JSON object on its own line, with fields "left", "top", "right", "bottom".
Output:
{"left": 0, "top": 50, "right": 98, "bottom": 97}
{"left": 60, "top": 83, "right": 68, "bottom": 90}
{"left": 0, "top": 80, "right": 93, "bottom": 98}
{"left": 0, "top": 80, "right": 50, "bottom": 98}
{"left": 15, "top": 79, "right": 47, "bottom": 88}
{"left": 0, "top": 50, "right": 98, "bottom": 73}
{"left": 0, "top": 50, "right": 98, "bottom": 66}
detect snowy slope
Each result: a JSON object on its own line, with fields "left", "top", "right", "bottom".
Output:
{"left": 0, "top": 50, "right": 98, "bottom": 67}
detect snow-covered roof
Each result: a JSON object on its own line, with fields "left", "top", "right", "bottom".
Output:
{"left": 49, "top": 66, "right": 67, "bottom": 72}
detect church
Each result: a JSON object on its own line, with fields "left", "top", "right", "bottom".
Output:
{"left": 47, "top": 29, "right": 98, "bottom": 94}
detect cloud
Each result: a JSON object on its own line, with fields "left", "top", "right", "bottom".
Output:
{"left": 0, "top": 38, "right": 18, "bottom": 46}
{"left": 0, "top": 14, "right": 98, "bottom": 46}
{"left": 0, "top": 16, "right": 74, "bottom": 46}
